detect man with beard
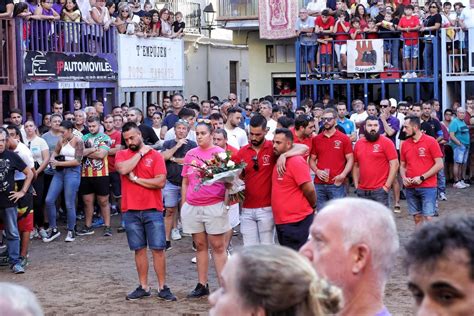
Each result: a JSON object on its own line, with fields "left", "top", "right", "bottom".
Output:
{"left": 271, "top": 129, "right": 316, "bottom": 250}
{"left": 224, "top": 107, "right": 248, "bottom": 149}
{"left": 400, "top": 116, "right": 443, "bottom": 226}
{"left": 353, "top": 116, "right": 399, "bottom": 207}
{"left": 291, "top": 115, "right": 315, "bottom": 160}
{"left": 234, "top": 115, "right": 308, "bottom": 246}
{"left": 310, "top": 108, "right": 353, "bottom": 210}
{"left": 116, "top": 122, "right": 177, "bottom": 301}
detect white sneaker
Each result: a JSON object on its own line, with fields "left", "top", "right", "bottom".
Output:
{"left": 191, "top": 256, "right": 197, "bottom": 264}
{"left": 411, "top": 72, "right": 417, "bottom": 78}
{"left": 439, "top": 192, "right": 447, "bottom": 201}
{"left": 461, "top": 180, "right": 471, "bottom": 187}
{"left": 171, "top": 228, "right": 182, "bottom": 241}
{"left": 402, "top": 73, "right": 412, "bottom": 79}
{"left": 30, "top": 228, "right": 38, "bottom": 240}
{"left": 454, "top": 181, "right": 467, "bottom": 189}
{"left": 65, "top": 230, "right": 75, "bottom": 242}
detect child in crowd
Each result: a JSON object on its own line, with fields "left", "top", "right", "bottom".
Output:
{"left": 364, "top": 18, "right": 378, "bottom": 39}
{"left": 315, "top": 10, "right": 334, "bottom": 78}
{"left": 135, "top": 11, "right": 152, "bottom": 37}
{"left": 334, "top": 10, "right": 350, "bottom": 77}
{"left": 349, "top": 17, "right": 364, "bottom": 39}
{"left": 378, "top": 12, "right": 396, "bottom": 68}
{"left": 398, "top": 4, "right": 420, "bottom": 78}
{"left": 13, "top": 2, "right": 32, "bottom": 50}
{"left": 172, "top": 11, "right": 185, "bottom": 38}
{"left": 317, "top": 35, "right": 333, "bottom": 79}
{"left": 61, "top": 0, "right": 81, "bottom": 50}
{"left": 143, "top": 1, "right": 152, "bottom": 12}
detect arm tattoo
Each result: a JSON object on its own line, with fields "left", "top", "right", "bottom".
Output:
{"left": 74, "top": 138, "right": 84, "bottom": 163}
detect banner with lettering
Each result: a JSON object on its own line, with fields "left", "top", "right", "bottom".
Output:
{"left": 258, "top": 0, "right": 298, "bottom": 40}
{"left": 347, "top": 39, "right": 384, "bottom": 73}
{"left": 117, "top": 34, "right": 184, "bottom": 88}
{"left": 24, "top": 51, "right": 117, "bottom": 82}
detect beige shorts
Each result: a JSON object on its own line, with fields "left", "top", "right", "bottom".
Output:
{"left": 181, "top": 201, "right": 231, "bottom": 235}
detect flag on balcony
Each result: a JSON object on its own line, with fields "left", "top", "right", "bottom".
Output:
{"left": 259, "top": 0, "right": 298, "bottom": 40}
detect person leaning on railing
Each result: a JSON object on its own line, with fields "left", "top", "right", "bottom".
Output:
{"left": 0, "top": 0, "right": 13, "bottom": 18}
{"left": 420, "top": 2, "right": 441, "bottom": 76}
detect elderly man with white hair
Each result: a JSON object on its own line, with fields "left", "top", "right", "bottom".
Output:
{"left": 0, "top": 282, "right": 43, "bottom": 316}
{"left": 300, "top": 197, "right": 399, "bottom": 316}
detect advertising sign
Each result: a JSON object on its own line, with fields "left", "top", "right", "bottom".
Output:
{"left": 24, "top": 51, "right": 117, "bottom": 82}
{"left": 117, "top": 34, "right": 184, "bottom": 88}
{"left": 347, "top": 39, "right": 384, "bottom": 73}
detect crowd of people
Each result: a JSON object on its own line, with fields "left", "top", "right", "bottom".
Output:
{"left": 0, "top": 91, "right": 473, "bottom": 314}
{"left": 296, "top": 0, "right": 474, "bottom": 78}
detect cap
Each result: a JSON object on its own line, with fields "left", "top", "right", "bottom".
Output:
{"left": 389, "top": 98, "right": 397, "bottom": 108}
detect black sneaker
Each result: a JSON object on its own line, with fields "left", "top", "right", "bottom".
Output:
{"left": 77, "top": 226, "right": 95, "bottom": 236}
{"left": 103, "top": 226, "right": 113, "bottom": 237}
{"left": 187, "top": 283, "right": 209, "bottom": 298}
{"left": 117, "top": 226, "right": 126, "bottom": 233}
{"left": 165, "top": 241, "right": 172, "bottom": 251}
{"left": 158, "top": 285, "right": 177, "bottom": 301}
{"left": 43, "top": 228, "right": 61, "bottom": 243}
{"left": 126, "top": 285, "right": 151, "bottom": 301}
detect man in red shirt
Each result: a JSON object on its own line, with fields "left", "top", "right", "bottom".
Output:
{"left": 398, "top": 5, "right": 421, "bottom": 78}
{"left": 104, "top": 115, "right": 123, "bottom": 221}
{"left": 272, "top": 128, "right": 316, "bottom": 250}
{"left": 116, "top": 122, "right": 177, "bottom": 302}
{"left": 291, "top": 114, "right": 315, "bottom": 160}
{"left": 310, "top": 108, "right": 353, "bottom": 210}
{"left": 353, "top": 116, "right": 399, "bottom": 207}
{"left": 400, "top": 116, "right": 444, "bottom": 226}
{"left": 234, "top": 115, "right": 308, "bottom": 246}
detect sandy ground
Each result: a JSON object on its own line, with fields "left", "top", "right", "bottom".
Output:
{"left": 1, "top": 186, "right": 473, "bottom": 315}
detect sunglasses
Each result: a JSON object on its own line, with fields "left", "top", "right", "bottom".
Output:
{"left": 321, "top": 117, "right": 334, "bottom": 122}
{"left": 381, "top": 104, "right": 389, "bottom": 108}
{"left": 245, "top": 108, "right": 252, "bottom": 111}
{"left": 252, "top": 156, "right": 259, "bottom": 171}
{"left": 229, "top": 98, "right": 236, "bottom": 101}
{"left": 197, "top": 118, "right": 211, "bottom": 124}
{"left": 430, "top": 5, "right": 437, "bottom": 8}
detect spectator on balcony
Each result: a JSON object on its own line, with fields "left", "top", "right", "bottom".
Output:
{"left": 61, "top": 0, "right": 81, "bottom": 51}
{"left": 25, "top": 0, "right": 38, "bottom": 15}
{"left": 172, "top": 11, "right": 185, "bottom": 38}
{"left": 135, "top": 11, "right": 153, "bottom": 37}
{"left": 0, "top": 0, "right": 13, "bottom": 17}
{"left": 306, "top": 0, "right": 327, "bottom": 16}
{"left": 106, "top": 0, "right": 116, "bottom": 19}
{"left": 295, "top": 8, "right": 316, "bottom": 75}
{"left": 378, "top": 12, "right": 398, "bottom": 68}
{"left": 354, "top": 4, "right": 369, "bottom": 29}
{"left": 13, "top": 3, "right": 32, "bottom": 49}
{"left": 364, "top": 18, "right": 379, "bottom": 38}
{"left": 421, "top": 2, "right": 441, "bottom": 76}
{"left": 349, "top": 17, "right": 364, "bottom": 40}
{"left": 316, "top": 10, "right": 334, "bottom": 76}
{"left": 160, "top": 8, "right": 174, "bottom": 38}
{"left": 149, "top": 9, "right": 160, "bottom": 35}
{"left": 369, "top": 0, "right": 385, "bottom": 19}
{"left": 114, "top": 4, "right": 136, "bottom": 34}
{"left": 128, "top": 0, "right": 144, "bottom": 17}
{"left": 143, "top": 1, "right": 152, "bottom": 12}
{"left": 35, "top": 0, "right": 60, "bottom": 21}
{"left": 399, "top": 5, "right": 421, "bottom": 78}
{"left": 334, "top": 10, "right": 350, "bottom": 77}
{"left": 53, "top": 0, "right": 65, "bottom": 15}
{"left": 90, "top": 0, "right": 111, "bottom": 30}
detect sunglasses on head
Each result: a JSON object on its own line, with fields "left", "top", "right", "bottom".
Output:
{"left": 252, "top": 156, "right": 259, "bottom": 171}
{"left": 197, "top": 118, "right": 211, "bottom": 124}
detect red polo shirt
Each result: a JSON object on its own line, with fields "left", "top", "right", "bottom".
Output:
{"left": 401, "top": 134, "right": 443, "bottom": 188}
{"left": 226, "top": 144, "right": 239, "bottom": 157}
{"left": 115, "top": 149, "right": 166, "bottom": 212}
{"left": 354, "top": 136, "right": 398, "bottom": 190}
{"left": 311, "top": 130, "right": 353, "bottom": 185}
{"left": 106, "top": 130, "right": 122, "bottom": 173}
{"left": 234, "top": 140, "right": 276, "bottom": 208}
{"left": 271, "top": 156, "right": 313, "bottom": 225}
{"left": 291, "top": 127, "right": 313, "bottom": 160}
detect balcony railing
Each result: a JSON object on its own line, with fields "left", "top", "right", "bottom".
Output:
{"left": 155, "top": 0, "right": 201, "bottom": 32}
{"left": 1, "top": 18, "right": 16, "bottom": 86}
{"left": 218, "top": 0, "right": 305, "bottom": 20}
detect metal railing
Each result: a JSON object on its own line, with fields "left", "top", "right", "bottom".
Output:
{"left": 155, "top": 0, "right": 201, "bottom": 32}
{"left": 1, "top": 18, "right": 16, "bottom": 86}
{"left": 20, "top": 19, "right": 115, "bottom": 54}
{"left": 440, "top": 27, "right": 471, "bottom": 76}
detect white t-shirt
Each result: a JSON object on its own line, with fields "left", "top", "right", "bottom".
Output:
{"left": 265, "top": 119, "right": 278, "bottom": 140}
{"left": 460, "top": 8, "right": 474, "bottom": 28}
{"left": 26, "top": 136, "right": 49, "bottom": 165}
{"left": 306, "top": 0, "right": 327, "bottom": 15}
{"left": 225, "top": 127, "right": 248, "bottom": 149}
{"left": 14, "top": 142, "right": 34, "bottom": 181}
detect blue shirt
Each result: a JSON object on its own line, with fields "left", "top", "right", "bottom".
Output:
{"left": 337, "top": 118, "right": 355, "bottom": 135}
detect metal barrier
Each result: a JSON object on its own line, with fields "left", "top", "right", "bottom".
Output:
{"left": 295, "top": 30, "right": 440, "bottom": 107}
{"left": 0, "top": 17, "right": 18, "bottom": 120}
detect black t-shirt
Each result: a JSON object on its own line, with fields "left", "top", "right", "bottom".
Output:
{"left": 0, "top": 0, "right": 13, "bottom": 14}
{"left": 172, "top": 21, "right": 185, "bottom": 33}
{"left": 0, "top": 150, "right": 27, "bottom": 208}
{"left": 399, "top": 118, "right": 442, "bottom": 140}
{"left": 121, "top": 124, "right": 159, "bottom": 147}
{"left": 423, "top": 13, "right": 442, "bottom": 36}
{"left": 378, "top": 18, "right": 399, "bottom": 39}
{"left": 162, "top": 113, "right": 180, "bottom": 130}
{"left": 162, "top": 139, "right": 197, "bottom": 185}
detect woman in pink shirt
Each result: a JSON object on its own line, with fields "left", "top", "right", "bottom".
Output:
{"left": 181, "top": 122, "right": 230, "bottom": 298}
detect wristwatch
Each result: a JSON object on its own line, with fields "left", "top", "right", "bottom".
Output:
{"left": 420, "top": 175, "right": 425, "bottom": 182}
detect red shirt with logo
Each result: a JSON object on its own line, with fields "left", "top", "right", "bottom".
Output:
{"left": 354, "top": 135, "right": 398, "bottom": 190}
{"left": 335, "top": 21, "right": 350, "bottom": 42}
{"left": 311, "top": 130, "right": 353, "bottom": 185}
{"left": 401, "top": 133, "right": 443, "bottom": 188}
{"left": 316, "top": 16, "right": 335, "bottom": 31}
{"left": 399, "top": 15, "right": 420, "bottom": 46}
{"left": 115, "top": 149, "right": 166, "bottom": 212}
{"left": 106, "top": 130, "right": 122, "bottom": 173}
{"left": 234, "top": 140, "right": 276, "bottom": 208}
{"left": 291, "top": 127, "right": 313, "bottom": 160}
{"left": 349, "top": 28, "right": 364, "bottom": 39}
{"left": 271, "top": 156, "right": 313, "bottom": 225}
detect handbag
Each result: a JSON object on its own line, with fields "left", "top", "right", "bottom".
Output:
{"left": 55, "top": 154, "right": 66, "bottom": 171}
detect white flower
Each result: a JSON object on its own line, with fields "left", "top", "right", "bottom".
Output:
{"left": 218, "top": 152, "right": 227, "bottom": 160}
{"left": 227, "top": 160, "right": 235, "bottom": 168}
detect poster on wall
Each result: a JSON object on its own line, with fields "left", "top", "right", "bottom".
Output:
{"left": 347, "top": 39, "right": 384, "bottom": 73}
{"left": 117, "top": 34, "right": 184, "bottom": 88}
{"left": 259, "top": 0, "right": 298, "bottom": 40}
{"left": 24, "top": 51, "right": 117, "bottom": 82}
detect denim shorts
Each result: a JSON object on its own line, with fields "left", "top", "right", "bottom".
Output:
{"left": 453, "top": 145, "right": 469, "bottom": 164}
{"left": 403, "top": 44, "right": 419, "bottom": 59}
{"left": 163, "top": 181, "right": 181, "bottom": 208}
{"left": 109, "top": 172, "right": 121, "bottom": 198}
{"left": 384, "top": 41, "right": 392, "bottom": 53}
{"left": 123, "top": 210, "right": 166, "bottom": 251}
{"left": 356, "top": 188, "right": 389, "bottom": 207}
{"left": 405, "top": 187, "right": 437, "bottom": 216}
{"left": 320, "top": 53, "right": 332, "bottom": 66}
{"left": 302, "top": 44, "right": 316, "bottom": 62}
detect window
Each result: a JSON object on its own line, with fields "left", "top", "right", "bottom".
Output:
{"left": 266, "top": 45, "right": 274, "bottom": 63}
{"left": 266, "top": 45, "right": 295, "bottom": 63}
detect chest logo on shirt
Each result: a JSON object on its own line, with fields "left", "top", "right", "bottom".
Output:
{"left": 373, "top": 144, "right": 381, "bottom": 153}
{"left": 418, "top": 147, "right": 426, "bottom": 157}
{"left": 262, "top": 155, "right": 271, "bottom": 166}
{"left": 144, "top": 158, "right": 153, "bottom": 167}
{"left": 334, "top": 140, "right": 342, "bottom": 149}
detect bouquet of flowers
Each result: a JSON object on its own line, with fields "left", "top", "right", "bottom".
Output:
{"left": 188, "top": 151, "right": 246, "bottom": 203}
